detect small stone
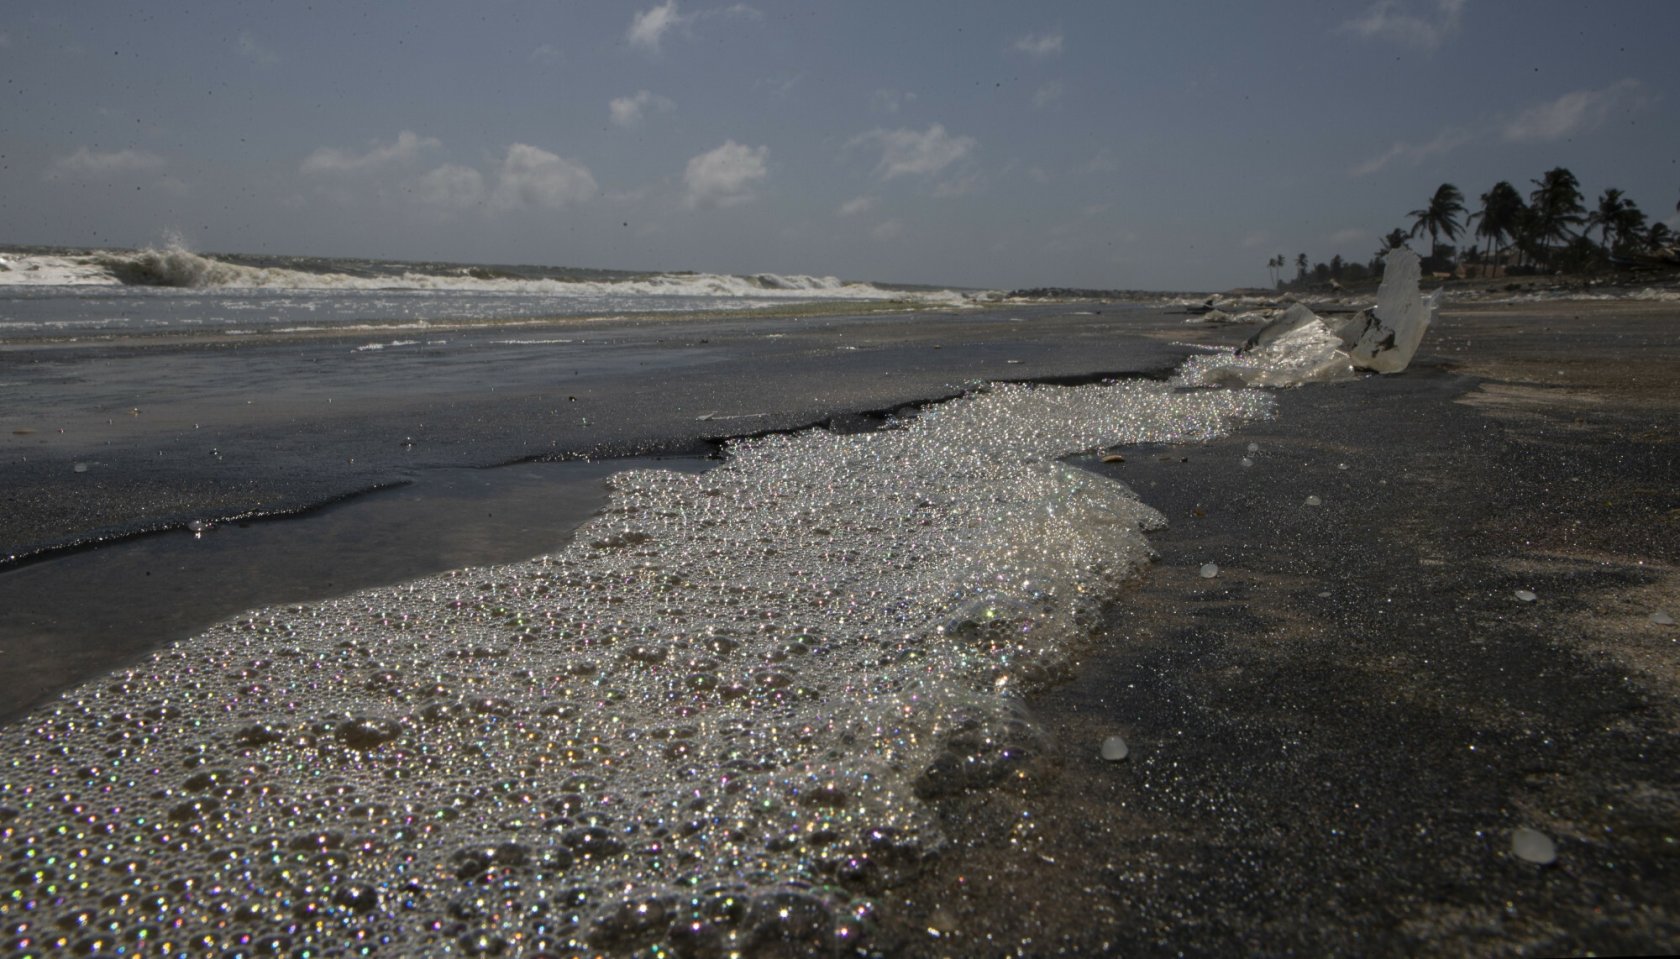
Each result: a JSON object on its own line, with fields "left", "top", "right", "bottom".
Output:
{"left": 72, "top": 462, "right": 88, "bottom": 473}
{"left": 1337, "top": 462, "right": 1349, "bottom": 470}
{"left": 1511, "top": 827, "right": 1556, "bottom": 865}
{"left": 1239, "top": 457, "right": 1254, "bottom": 468}
{"left": 1515, "top": 590, "right": 1537, "bottom": 603}
{"left": 1199, "top": 563, "right": 1219, "bottom": 579}
{"left": 1100, "top": 735, "right": 1129, "bottom": 761}
{"left": 1305, "top": 495, "right": 1322, "bottom": 507}
{"left": 1650, "top": 610, "right": 1675, "bottom": 626}
{"left": 1246, "top": 442, "right": 1259, "bottom": 453}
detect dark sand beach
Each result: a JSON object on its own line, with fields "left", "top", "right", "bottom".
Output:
{"left": 3, "top": 295, "right": 1678, "bottom": 955}
{"left": 870, "top": 298, "right": 1680, "bottom": 956}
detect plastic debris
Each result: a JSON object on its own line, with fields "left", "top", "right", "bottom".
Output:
{"left": 1511, "top": 827, "right": 1557, "bottom": 865}
{"left": 1100, "top": 735, "right": 1129, "bottom": 762}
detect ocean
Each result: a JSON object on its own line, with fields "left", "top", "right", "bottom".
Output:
{"left": 0, "top": 246, "right": 1285, "bottom": 956}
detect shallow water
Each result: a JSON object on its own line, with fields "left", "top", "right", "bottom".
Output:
{"left": 0, "top": 456, "right": 710, "bottom": 723}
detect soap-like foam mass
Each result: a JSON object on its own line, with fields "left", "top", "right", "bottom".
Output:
{"left": 0, "top": 380, "right": 1270, "bottom": 956}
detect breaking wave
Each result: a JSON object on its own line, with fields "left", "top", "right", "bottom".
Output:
{"left": 7, "top": 244, "right": 979, "bottom": 305}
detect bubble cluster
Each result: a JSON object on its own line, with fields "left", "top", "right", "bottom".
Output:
{"left": 1, "top": 379, "right": 1270, "bottom": 955}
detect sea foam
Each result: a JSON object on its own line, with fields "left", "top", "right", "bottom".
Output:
{"left": 0, "top": 378, "right": 1269, "bottom": 956}
{"left": 0, "top": 246, "right": 975, "bottom": 307}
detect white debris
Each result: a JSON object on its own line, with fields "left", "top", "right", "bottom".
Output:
{"left": 1100, "top": 735, "right": 1129, "bottom": 761}
{"left": 1347, "top": 248, "right": 1439, "bottom": 374}
{"left": 1511, "top": 827, "right": 1557, "bottom": 865}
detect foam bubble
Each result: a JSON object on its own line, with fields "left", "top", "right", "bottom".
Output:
{"left": 0, "top": 379, "right": 1270, "bottom": 953}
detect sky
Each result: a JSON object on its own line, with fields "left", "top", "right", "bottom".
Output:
{"left": 2, "top": 0, "right": 1678, "bottom": 291}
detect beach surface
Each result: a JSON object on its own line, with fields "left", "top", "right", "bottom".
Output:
{"left": 869, "top": 297, "right": 1680, "bottom": 956}
{"left": 2, "top": 294, "right": 1678, "bottom": 955}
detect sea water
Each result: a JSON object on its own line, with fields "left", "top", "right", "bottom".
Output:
{"left": 0, "top": 373, "right": 1272, "bottom": 957}
{"left": 0, "top": 246, "right": 978, "bottom": 341}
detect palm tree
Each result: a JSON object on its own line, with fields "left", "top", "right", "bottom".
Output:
{"left": 1610, "top": 197, "right": 1646, "bottom": 254}
{"left": 1295, "top": 253, "right": 1308, "bottom": 283}
{"left": 1408, "top": 183, "right": 1466, "bottom": 263}
{"left": 1468, "top": 181, "right": 1524, "bottom": 277}
{"left": 1647, "top": 221, "right": 1674, "bottom": 251}
{"left": 1584, "top": 188, "right": 1630, "bottom": 252}
{"left": 1375, "top": 228, "right": 1410, "bottom": 258}
{"left": 1527, "top": 167, "right": 1585, "bottom": 266}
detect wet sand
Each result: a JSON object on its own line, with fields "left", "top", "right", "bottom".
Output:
{"left": 1, "top": 303, "right": 1188, "bottom": 563}
{"left": 3, "top": 296, "right": 1677, "bottom": 954}
{"left": 868, "top": 299, "right": 1680, "bottom": 956}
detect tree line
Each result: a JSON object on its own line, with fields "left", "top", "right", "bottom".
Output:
{"left": 1270, "top": 167, "right": 1676, "bottom": 289}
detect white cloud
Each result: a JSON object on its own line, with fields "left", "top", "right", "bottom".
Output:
{"left": 415, "top": 164, "right": 486, "bottom": 209}
{"left": 610, "top": 90, "right": 676, "bottom": 128}
{"left": 628, "top": 1, "right": 683, "bottom": 51}
{"left": 1338, "top": 0, "right": 1465, "bottom": 52}
{"left": 871, "top": 219, "right": 905, "bottom": 241}
{"left": 853, "top": 124, "right": 977, "bottom": 180}
{"left": 491, "top": 144, "right": 598, "bottom": 211}
{"left": 236, "top": 31, "right": 279, "bottom": 67}
{"left": 1012, "top": 29, "right": 1063, "bottom": 58}
{"left": 1503, "top": 79, "right": 1647, "bottom": 143}
{"left": 683, "top": 140, "right": 768, "bottom": 209}
{"left": 627, "top": 2, "right": 758, "bottom": 53}
{"left": 1349, "top": 127, "right": 1471, "bottom": 176}
{"left": 837, "top": 195, "right": 876, "bottom": 217}
{"left": 301, "top": 131, "right": 439, "bottom": 175}
{"left": 47, "top": 147, "right": 166, "bottom": 179}
{"left": 1033, "top": 80, "right": 1065, "bottom": 110}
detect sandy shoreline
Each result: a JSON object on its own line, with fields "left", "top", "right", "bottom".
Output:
{"left": 1, "top": 295, "right": 1676, "bottom": 954}
{"left": 866, "top": 298, "right": 1680, "bottom": 955}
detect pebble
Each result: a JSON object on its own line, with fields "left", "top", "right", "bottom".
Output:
{"left": 1511, "top": 827, "right": 1557, "bottom": 865}
{"left": 1305, "top": 495, "right": 1322, "bottom": 507}
{"left": 1239, "top": 456, "right": 1253, "bottom": 468}
{"left": 1199, "top": 562, "right": 1219, "bottom": 579}
{"left": 1101, "top": 735, "right": 1129, "bottom": 761}
{"left": 1651, "top": 610, "right": 1675, "bottom": 626}
{"left": 1515, "top": 589, "right": 1537, "bottom": 603}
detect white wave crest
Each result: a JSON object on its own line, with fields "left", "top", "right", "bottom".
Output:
{"left": 1, "top": 245, "right": 981, "bottom": 305}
